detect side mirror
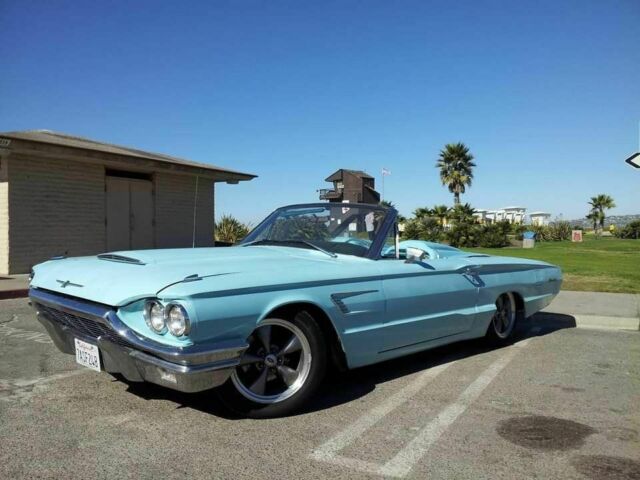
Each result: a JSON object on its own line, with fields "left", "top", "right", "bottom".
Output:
{"left": 405, "top": 247, "right": 426, "bottom": 263}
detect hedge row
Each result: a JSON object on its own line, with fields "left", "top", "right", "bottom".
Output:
{"left": 402, "top": 219, "right": 574, "bottom": 247}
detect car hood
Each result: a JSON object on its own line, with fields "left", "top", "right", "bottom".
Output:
{"left": 30, "top": 246, "right": 341, "bottom": 306}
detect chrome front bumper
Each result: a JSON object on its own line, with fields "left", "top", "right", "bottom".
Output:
{"left": 29, "top": 288, "right": 248, "bottom": 393}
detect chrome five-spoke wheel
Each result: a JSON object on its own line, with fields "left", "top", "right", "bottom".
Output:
{"left": 231, "top": 318, "right": 313, "bottom": 404}
{"left": 491, "top": 292, "right": 517, "bottom": 340}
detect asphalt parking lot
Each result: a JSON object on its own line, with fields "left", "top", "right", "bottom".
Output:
{"left": 1, "top": 298, "right": 639, "bottom": 479}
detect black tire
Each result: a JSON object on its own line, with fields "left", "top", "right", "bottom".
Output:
{"left": 217, "top": 311, "right": 327, "bottom": 418}
{"left": 485, "top": 292, "right": 518, "bottom": 346}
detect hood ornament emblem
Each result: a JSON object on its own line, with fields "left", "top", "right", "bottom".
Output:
{"left": 56, "top": 279, "right": 83, "bottom": 288}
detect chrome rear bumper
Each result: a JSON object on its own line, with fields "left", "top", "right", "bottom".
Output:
{"left": 30, "top": 288, "right": 247, "bottom": 393}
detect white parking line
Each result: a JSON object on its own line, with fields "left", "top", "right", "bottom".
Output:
{"left": 10, "top": 369, "right": 89, "bottom": 388}
{"left": 0, "top": 370, "right": 90, "bottom": 402}
{"left": 310, "top": 328, "right": 541, "bottom": 478}
{"left": 380, "top": 345, "right": 519, "bottom": 476}
{"left": 0, "top": 322, "right": 53, "bottom": 344}
{"left": 310, "top": 361, "right": 455, "bottom": 468}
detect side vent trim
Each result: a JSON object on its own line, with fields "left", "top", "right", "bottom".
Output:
{"left": 330, "top": 290, "right": 378, "bottom": 314}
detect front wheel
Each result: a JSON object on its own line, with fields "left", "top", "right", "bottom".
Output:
{"left": 217, "top": 312, "right": 327, "bottom": 418}
{"left": 485, "top": 292, "right": 518, "bottom": 345}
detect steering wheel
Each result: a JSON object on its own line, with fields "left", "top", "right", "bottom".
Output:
{"left": 343, "top": 238, "right": 371, "bottom": 248}
{"left": 380, "top": 245, "right": 396, "bottom": 257}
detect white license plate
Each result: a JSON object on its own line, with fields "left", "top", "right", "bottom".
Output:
{"left": 74, "top": 338, "right": 101, "bottom": 372}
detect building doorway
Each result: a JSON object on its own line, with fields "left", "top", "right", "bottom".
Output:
{"left": 106, "top": 172, "right": 154, "bottom": 251}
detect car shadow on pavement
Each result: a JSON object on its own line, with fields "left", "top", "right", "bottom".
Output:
{"left": 118, "top": 312, "right": 577, "bottom": 419}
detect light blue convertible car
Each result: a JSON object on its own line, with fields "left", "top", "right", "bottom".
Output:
{"left": 29, "top": 203, "right": 561, "bottom": 417}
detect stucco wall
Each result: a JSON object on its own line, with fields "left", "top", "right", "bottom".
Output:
{"left": 0, "top": 157, "right": 9, "bottom": 275}
{"left": 3, "top": 154, "right": 216, "bottom": 274}
{"left": 8, "top": 154, "right": 106, "bottom": 274}
{"left": 154, "top": 173, "right": 215, "bottom": 248}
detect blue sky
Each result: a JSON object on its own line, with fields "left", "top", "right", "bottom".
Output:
{"left": 1, "top": 0, "right": 638, "bottom": 224}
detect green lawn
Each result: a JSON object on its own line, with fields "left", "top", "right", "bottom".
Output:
{"left": 464, "top": 237, "right": 640, "bottom": 294}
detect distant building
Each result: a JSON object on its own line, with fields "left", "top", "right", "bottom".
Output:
{"left": 501, "top": 206, "right": 527, "bottom": 224}
{"left": 319, "top": 169, "right": 380, "bottom": 204}
{"left": 473, "top": 209, "right": 488, "bottom": 224}
{"left": 529, "top": 212, "right": 552, "bottom": 226}
{"left": 0, "top": 130, "right": 256, "bottom": 274}
{"left": 482, "top": 207, "right": 527, "bottom": 224}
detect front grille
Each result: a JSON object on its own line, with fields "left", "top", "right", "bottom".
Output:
{"left": 37, "top": 303, "right": 134, "bottom": 349}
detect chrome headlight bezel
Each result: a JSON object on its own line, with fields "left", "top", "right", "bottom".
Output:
{"left": 165, "top": 302, "right": 191, "bottom": 337}
{"left": 143, "top": 299, "right": 167, "bottom": 334}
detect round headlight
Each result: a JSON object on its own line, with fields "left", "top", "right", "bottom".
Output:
{"left": 144, "top": 300, "right": 166, "bottom": 333}
{"left": 166, "top": 304, "right": 190, "bottom": 337}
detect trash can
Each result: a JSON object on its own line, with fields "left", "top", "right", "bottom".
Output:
{"left": 523, "top": 231, "right": 535, "bottom": 248}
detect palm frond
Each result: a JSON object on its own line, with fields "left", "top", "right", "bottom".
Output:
{"left": 436, "top": 142, "right": 476, "bottom": 204}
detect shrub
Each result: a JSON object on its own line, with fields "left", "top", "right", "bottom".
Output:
{"left": 446, "top": 222, "right": 481, "bottom": 247}
{"left": 524, "top": 222, "right": 571, "bottom": 242}
{"left": 477, "top": 223, "right": 510, "bottom": 248}
{"left": 445, "top": 223, "right": 509, "bottom": 248}
{"left": 547, "top": 221, "right": 572, "bottom": 241}
{"left": 615, "top": 220, "right": 640, "bottom": 239}
{"left": 214, "top": 215, "right": 251, "bottom": 243}
{"left": 509, "top": 223, "right": 527, "bottom": 236}
{"left": 402, "top": 217, "right": 444, "bottom": 242}
{"left": 526, "top": 224, "right": 549, "bottom": 241}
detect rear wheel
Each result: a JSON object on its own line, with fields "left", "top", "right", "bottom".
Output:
{"left": 218, "top": 312, "right": 327, "bottom": 418}
{"left": 485, "top": 292, "right": 517, "bottom": 345}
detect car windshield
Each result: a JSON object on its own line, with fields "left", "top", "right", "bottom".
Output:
{"left": 239, "top": 204, "right": 390, "bottom": 257}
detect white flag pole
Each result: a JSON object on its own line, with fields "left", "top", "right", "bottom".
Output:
{"left": 381, "top": 168, "right": 391, "bottom": 202}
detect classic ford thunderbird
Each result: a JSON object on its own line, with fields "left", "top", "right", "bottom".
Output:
{"left": 29, "top": 203, "right": 561, "bottom": 417}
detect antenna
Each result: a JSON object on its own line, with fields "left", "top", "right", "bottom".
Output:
{"left": 192, "top": 175, "right": 199, "bottom": 247}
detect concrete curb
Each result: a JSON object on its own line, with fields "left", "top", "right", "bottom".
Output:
{"left": 0, "top": 289, "right": 29, "bottom": 300}
{"left": 573, "top": 314, "right": 639, "bottom": 331}
{"left": 543, "top": 291, "right": 639, "bottom": 331}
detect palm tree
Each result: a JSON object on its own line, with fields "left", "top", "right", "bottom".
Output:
{"left": 449, "top": 203, "right": 476, "bottom": 224}
{"left": 430, "top": 204, "right": 450, "bottom": 226}
{"left": 413, "top": 207, "right": 432, "bottom": 219}
{"left": 436, "top": 142, "right": 476, "bottom": 205}
{"left": 214, "top": 214, "right": 251, "bottom": 244}
{"left": 380, "top": 200, "right": 405, "bottom": 223}
{"left": 588, "top": 194, "right": 616, "bottom": 234}
{"left": 585, "top": 210, "right": 599, "bottom": 233}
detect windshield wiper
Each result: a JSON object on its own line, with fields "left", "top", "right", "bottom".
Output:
{"left": 241, "top": 239, "right": 337, "bottom": 258}
{"left": 297, "top": 240, "right": 338, "bottom": 258}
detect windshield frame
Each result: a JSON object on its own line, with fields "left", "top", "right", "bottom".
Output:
{"left": 238, "top": 203, "right": 397, "bottom": 260}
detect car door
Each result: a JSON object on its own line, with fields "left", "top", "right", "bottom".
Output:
{"left": 378, "top": 255, "right": 480, "bottom": 352}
